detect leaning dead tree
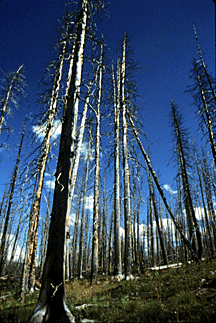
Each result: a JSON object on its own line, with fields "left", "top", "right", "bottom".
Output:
{"left": 126, "top": 111, "right": 198, "bottom": 261}
{"left": 170, "top": 99, "right": 202, "bottom": 260}
{"left": 0, "top": 114, "right": 27, "bottom": 277}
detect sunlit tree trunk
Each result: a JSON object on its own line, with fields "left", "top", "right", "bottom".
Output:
{"left": 78, "top": 129, "right": 91, "bottom": 279}
{"left": 108, "top": 212, "right": 113, "bottom": 275}
{"left": 24, "top": 32, "right": 68, "bottom": 293}
{"left": 0, "top": 114, "right": 27, "bottom": 276}
{"left": 112, "top": 62, "right": 122, "bottom": 277}
{"left": 193, "top": 61, "right": 216, "bottom": 168}
{"left": 126, "top": 111, "right": 197, "bottom": 260}
{"left": 8, "top": 194, "right": 28, "bottom": 271}
{"left": 83, "top": 208, "right": 90, "bottom": 274}
{"left": 91, "top": 43, "right": 103, "bottom": 284}
{"left": 102, "top": 170, "right": 108, "bottom": 275}
{"left": 150, "top": 185, "right": 167, "bottom": 265}
{"left": 170, "top": 100, "right": 202, "bottom": 260}
{"left": 202, "top": 147, "right": 216, "bottom": 251}
{"left": 192, "top": 140, "right": 214, "bottom": 257}
{"left": 39, "top": 185, "right": 52, "bottom": 281}
{"left": 29, "top": 1, "right": 88, "bottom": 321}
{"left": 0, "top": 65, "right": 25, "bottom": 135}
{"left": 71, "top": 184, "right": 83, "bottom": 278}
{"left": 121, "top": 34, "right": 132, "bottom": 279}
{"left": 65, "top": 76, "right": 94, "bottom": 235}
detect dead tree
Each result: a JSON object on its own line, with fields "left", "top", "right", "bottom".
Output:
{"left": 29, "top": 1, "right": 89, "bottom": 321}
{"left": 0, "top": 65, "right": 26, "bottom": 135}
{"left": 0, "top": 114, "right": 27, "bottom": 277}
{"left": 91, "top": 42, "right": 103, "bottom": 284}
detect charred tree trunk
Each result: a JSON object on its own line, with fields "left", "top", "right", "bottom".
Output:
{"left": 29, "top": 1, "right": 88, "bottom": 321}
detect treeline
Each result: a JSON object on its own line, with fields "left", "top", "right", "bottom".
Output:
{"left": 0, "top": 0, "right": 216, "bottom": 321}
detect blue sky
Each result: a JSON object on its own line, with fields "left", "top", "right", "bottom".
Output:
{"left": 0, "top": 0, "right": 215, "bottom": 215}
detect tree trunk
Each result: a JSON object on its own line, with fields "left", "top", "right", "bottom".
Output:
{"left": 0, "top": 114, "right": 26, "bottom": 276}
{"left": 39, "top": 185, "right": 52, "bottom": 281}
{"left": 121, "top": 34, "right": 132, "bottom": 280}
{"left": 91, "top": 43, "right": 103, "bottom": 284}
{"left": 25, "top": 32, "right": 68, "bottom": 293}
{"left": 194, "top": 61, "right": 216, "bottom": 170}
{"left": 102, "top": 170, "right": 107, "bottom": 275}
{"left": 112, "top": 62, "right": 122, "bottom": 277}
{"left": 0, "top": 65, "right": 24, "bottom": 134}
{"left": 170, "top": 100, "right": 202, "bottom": 260}
{"left": 29, "top": 1, "right": 88, "bottom": 321}
{"left": 78, "top": 128, "right": 91, "bottom": 279}
{"left": 126, "top": 111, "right": 197, "bottom": 260}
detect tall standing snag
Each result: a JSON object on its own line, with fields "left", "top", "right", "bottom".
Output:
{"left": 29, "top": 1, "right": 89, "bottom": 321}
{"left": 126, "top": 110, "right": 198, "bottom": 260}
{"left": 112, "top": 61, "right": 122, "bottom": 277}
{"left": 91, "top": 42, "right": 103, "bottom": 284}
{"left": 121, "top": 34, "right": 132, "bottom": 279}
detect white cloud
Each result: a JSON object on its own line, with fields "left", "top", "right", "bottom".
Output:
{"left": 68, "top": 213, "right": 77, "bottom": 227}
{"left": 164, "top": 184, "right": 178, "bottom": 195}
{"left": 45, "top": 179, "right": 55, "bottom": 189}
{"left": 32, "top": 120, "right": 62, "bottom": 141}
{"left": 85, "top": 195, "right": 94, "bottom": 211}
{"left": 80, "top": 142, "right": 94, "bottom": 161}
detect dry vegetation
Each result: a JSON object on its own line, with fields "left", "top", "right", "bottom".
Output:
{"left": 1, "top": 258, "right": 216, "bottom": 322}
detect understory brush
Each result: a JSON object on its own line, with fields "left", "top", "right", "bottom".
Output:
{"left": 0, "top": 259, "right": 216, "bottom": 322}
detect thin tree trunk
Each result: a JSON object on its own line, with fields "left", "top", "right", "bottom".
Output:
{"left": 193, "top": 140, "right": 214, "bottom": 257}
{"left": 194, "top": 61, "right": 216, "bottom": 168}
{"left": 102, "top": 170, "right": 107, "bottom": 275}
{"left": 150, "top": 187, "right": 167, "bottom": 265}
{"left": 91, "top": 43, "right": 103, "bottom": 284}
{"left": 108, "top": 212, "right": 113, "bottom": 275}
{"left": 26, "top": 34, "right": 68, "bottom": 293}
{"left": 202, "top": 148, "right": 216, "bottom": 251}
{"left": 0, "top": 65, "right": 24, "bottom": 134}
{"left": 71, "top": 186, "right": 83, "bottom": 278}
{"left": 122, "top": 34, "right": 132, "bottom": 279}
{"left": 78, "top": 128, "right": 91, "bottom": 278}
{"left": 39, "top": 185, "right": 52, "bottom": 281}
{"left": 126, "top": 111, "right": 198, "bottom": 260}
{"left": 8, "top": 195, "right": 28, "bottom": 270}
{"left": 0, "top": 114, "right": 27, "bottom": 276}
{"left": 112, "top": 62, "right": 122, "bottom": 277}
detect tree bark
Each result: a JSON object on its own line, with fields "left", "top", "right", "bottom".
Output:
{"left": 126, "top": 111, "right": 198, "bottom": 261}
{"left": 0, "top": 65, "right": 25, "bottom": 134}
{"left": 0, "top": 114, "right": 27, "bottom": 276}
{"left": 170, "top": 100, "right": 202, "bottom": 260}
{"left": 77, "top": 129, "right": 91, "bottom": 278}
{"left": 29, "top": 1, "right": 88, "bottom": 321}
{"left": 121, "top": 34, "right": 132, "bottom": 279}
{"left": 91, "top": 43, "right": 103, "bottom": 284}
{"left": 112, "top": 62, "right": 122, "bottom": 277}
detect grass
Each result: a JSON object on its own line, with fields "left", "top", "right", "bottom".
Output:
{"left": 0, "top": 258, "right": 216, "bottom": 322}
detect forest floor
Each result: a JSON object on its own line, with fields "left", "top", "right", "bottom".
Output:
{"left": 0, "top": 258, "right": 216, "bottom": 322}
